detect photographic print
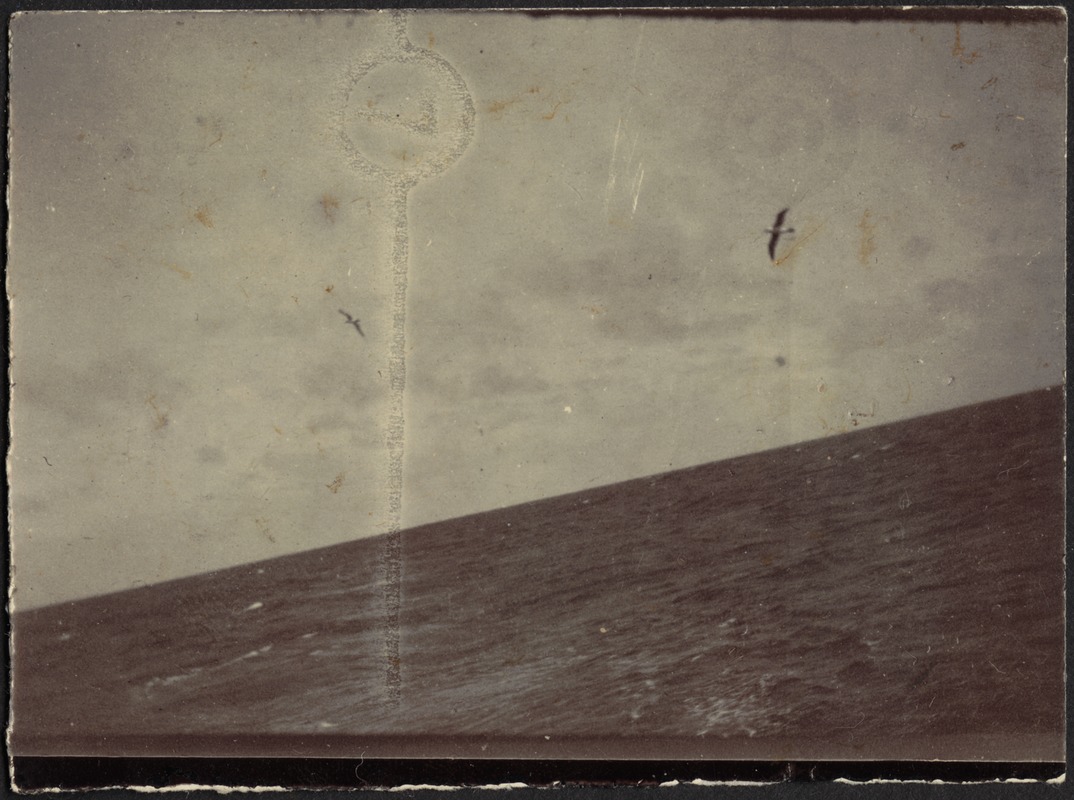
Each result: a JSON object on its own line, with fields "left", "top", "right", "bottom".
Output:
{"left": 7, "top": 6, "right": 1066, "bottom": 786}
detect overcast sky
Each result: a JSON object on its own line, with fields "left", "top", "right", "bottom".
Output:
{"left": 9, "top": 11, "right": 1065, "bottom": 608}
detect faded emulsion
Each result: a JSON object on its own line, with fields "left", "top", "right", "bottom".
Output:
{"left": 6, "top": 7, "right": 1066, "bottom": 782}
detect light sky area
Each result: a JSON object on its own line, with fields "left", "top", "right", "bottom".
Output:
{"left": 9, "top": 11, "right": 1066, "bottom": 609}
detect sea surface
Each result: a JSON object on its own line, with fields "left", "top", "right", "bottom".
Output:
{"left": 11, "top": 387, "right": 1065, "bottom": 761}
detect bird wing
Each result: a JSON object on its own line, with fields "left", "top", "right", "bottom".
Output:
{"left": 339, "top": 309, "right": 353, "bottom": 322}
{"left": 768, "top": 231, "right": 779, "bottom": 260}
{"left": 774, "top": 208, "right": 788, "bottom": 227}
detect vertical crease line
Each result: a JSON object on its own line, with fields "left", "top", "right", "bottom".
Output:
{"left": 383, "top": 181, "right": 409, "bottom": 706}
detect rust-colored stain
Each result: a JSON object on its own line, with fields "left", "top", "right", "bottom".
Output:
{"left": 857, "top": 210, "right": 877, "bottom": 266}
{"left": 427, "top": 32, "right": 436, "bottom": 48}
{"left": 542, "top": 100, "right": 565, "bottom": 121}
{"left": 952, "top": 23, "right": 981, "bottom": 64}
{"left": 581, "top": 304, "right": 606, "bottom": 317}
{"left": 193, "top": 206, "right": 214, "bottom": 229}
{"left": 326, "top": 472, "right": 345, "bottom": 494}
{"left": 759, "top": 552, "right": 775, "bottom": 567}
{"left": 981, "top": 76, "right": 998, "bottom": 91}
{"left": 146, "top": 394, "right": 169, "bottom": 430}
{"left": 273, "top": 425, "right": 283, "bottom": 436}
{"left": 76, "top": 131, "right": 86, "bottom": 142}
{"left": 950, "top": 141, "right": 966, "bottom": 150}
{"left": 324, "top": 284, "right": 334, "bottom": 294}
{"left": 164, "top": 262, "right": 192, "bottom": 280}
{"left": 319, "top": 193, "right": 340, "bottom": 223}
{"left": 487, "top": 98, "right": 517, "bottom": 115}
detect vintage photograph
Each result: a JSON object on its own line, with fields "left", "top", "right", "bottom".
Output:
{"left": 7, "top": 7, "right": 1066, "bottom": 784}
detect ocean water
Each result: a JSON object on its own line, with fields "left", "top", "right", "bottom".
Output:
{"left": 11, "top": 387, "right": 1065, "bottom": 760}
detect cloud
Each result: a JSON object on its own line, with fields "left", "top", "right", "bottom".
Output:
{"left": 13, "top": 344, "right": 187, "bottom": 431}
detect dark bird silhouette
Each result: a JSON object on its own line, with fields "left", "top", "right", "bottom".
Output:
{"left": 338, "top": 309, "right": 365, "bottom": 337}
{"left": 766, "top": 208, "right": 795, "bottom": 261}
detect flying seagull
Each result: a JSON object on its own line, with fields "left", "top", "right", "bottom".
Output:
{"left": 766, "top": 208, "right": 795, "bottom": 261}
{"left": 338, "top": 309, "right": 365, "bottom": 337}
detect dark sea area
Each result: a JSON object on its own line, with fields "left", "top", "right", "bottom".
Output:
{"left": 11, "top": 387, "right": 1065, "bottom": 762}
